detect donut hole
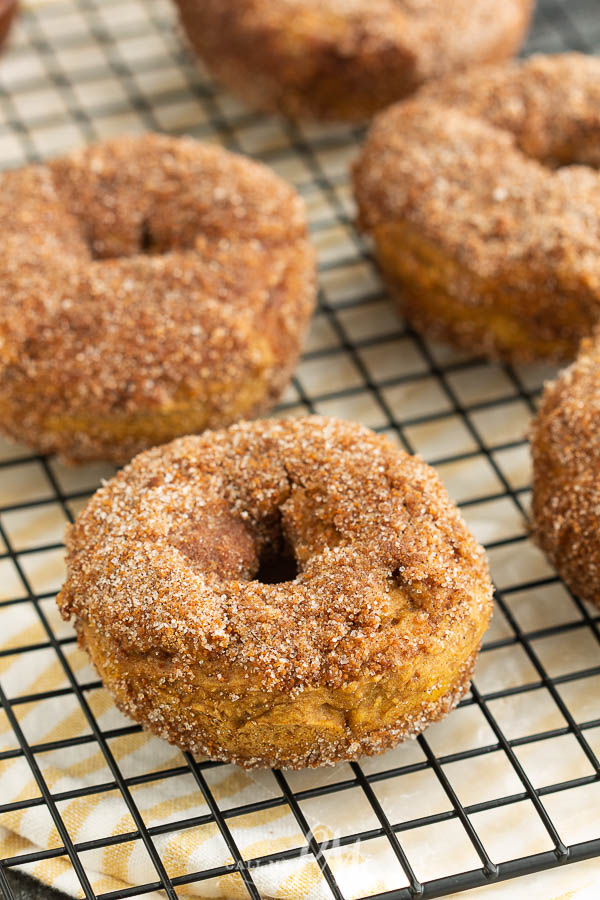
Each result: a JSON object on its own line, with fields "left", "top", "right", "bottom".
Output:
{"left": 252, "top": 517, "right": 299, "bottom": 585}
{"left": 523, "top": 137, "right": 600, "bottom": 171}
{"left": 390, "top": 568, "right": 429, "bottom": 612}
{"left": 88, "top": 219, "right": 173, "bottom": 261}
{"left": 255, "top": 536, "right": 299, "bottom": 585}
{"left": 536, "top": 154, "right": 600, "bottom": 172}
{"left": 390, "top": 568, "right": 404, "bottom": 589}
{"left": 140, "top": 221, "right": 159, "bottom": 255}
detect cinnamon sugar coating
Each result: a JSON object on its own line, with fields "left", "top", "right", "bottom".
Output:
{"left": 0, "top": 134, "right": 315, "bottom": 464}
{"left": 531, "top": 337, "right": 600, "bottom": 608}
{"left": 354, "top": 53, "right": 600, "bottom": 363}
{"left": 57, "top": 417, "right": 493, "bottom": 768}
{"left": 174, "top": 0, "right": 533, "bottom": 121}
{"left": 0, "top": 0, "right": 17, "bottom": 48}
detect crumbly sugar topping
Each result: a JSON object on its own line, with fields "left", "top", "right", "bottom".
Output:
{"left": 534, "top": 338, "right": 600, "bottom": 470}
{"left": 58, "top": 417, "right": 492, "bottom": 690}
{"left": 531, "top": 336, "right": 600, "bottom": 605}
{"left": 354, "top": 53, "right": 600, "bottom": 280}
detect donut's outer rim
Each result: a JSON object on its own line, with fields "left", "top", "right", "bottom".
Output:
{"left": 531, "top": 338, "right": 600, "bottom": 609}
{"left": 77, "top": 620, "right": 482, "bottom": 769}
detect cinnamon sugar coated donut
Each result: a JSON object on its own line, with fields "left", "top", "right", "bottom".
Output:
{"left": 531, "top": 338, "right": 600, "bottom": 609}
{"left": 0, "top": 134, "right": 315, "bottom": 464}
{"left": 0, "top": 0, "right": 17, "bottom": 48}
{"left": 174, "top": 0, "right": 534, "bottom": 121}
{"left": 354, "top": 53, "right": 600, "bottom": 363}
{"left": 57, "top": 417, "right": 493, "bottom": 769}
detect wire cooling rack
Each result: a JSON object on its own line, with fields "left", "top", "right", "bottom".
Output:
{"left": 1, "top": 1, "right": 600, "bottom": 898}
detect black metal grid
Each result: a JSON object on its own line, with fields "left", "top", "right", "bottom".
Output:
{"left": 0, "top": 0, "right": 600, "bottom": 898}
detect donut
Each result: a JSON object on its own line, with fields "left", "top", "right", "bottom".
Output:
{"left": 0, "top": 0, "right": 17, "bottom": 48}
{"left": 0, "top": 134, "right": 315, "bottom": 464}
{"left": 57, "top": 417, "right": 493, "bottom": 769}
{"left": 531, "top": 337, "right": 600, "bottom": 609}
{"left": 353, "top": 53, "right": 600, "bottom": 363}
{"left": 173, "top": 0, "right": 534, "bottom": 121}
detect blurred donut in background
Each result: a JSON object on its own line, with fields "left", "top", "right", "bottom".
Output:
{"left": 173, "top": 0, "right": 534, "bottom": 121}
{"left": 0, "top": 0, "right": 17, "bottom": 49}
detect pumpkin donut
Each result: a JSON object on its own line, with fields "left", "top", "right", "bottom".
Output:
{"left": 353, "top": 53, "right": 600, "bottom": 363}
{"left": 57, "top": 417, "right": 493, "bottom": 769}
{"left": 0, "top": 0, "right": 17, "bottom": 48}
{"left": 0, "top": 134, "right": 315, "bottom": 464}
{"left": 531, "top": 337, "right": 600, "bottom": 609}
{"left": 174, "top": 0, "right": 534, "bottom": 121}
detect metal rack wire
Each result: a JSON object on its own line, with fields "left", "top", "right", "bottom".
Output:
{"left": 0, "top": 0, "right": 599, "bottom": 898}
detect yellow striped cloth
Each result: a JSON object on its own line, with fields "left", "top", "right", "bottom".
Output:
{"left": 0, "top": 600, "right": 398, "bottom": 899}
{"left": 2, "top": 598, "right": 600, "bottom": 900}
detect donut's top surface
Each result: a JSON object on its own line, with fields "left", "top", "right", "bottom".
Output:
{"left": 0, "top": 134, "right": 314, "bottom": 423}
{"left": 531, "top": 338, "right": 600, "bottom": 601}
{"left": 354, "top": 53, "right": 600, "bottom": 280}
{"left": 59, "top": 418, "right": 492, "bottom": 690}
